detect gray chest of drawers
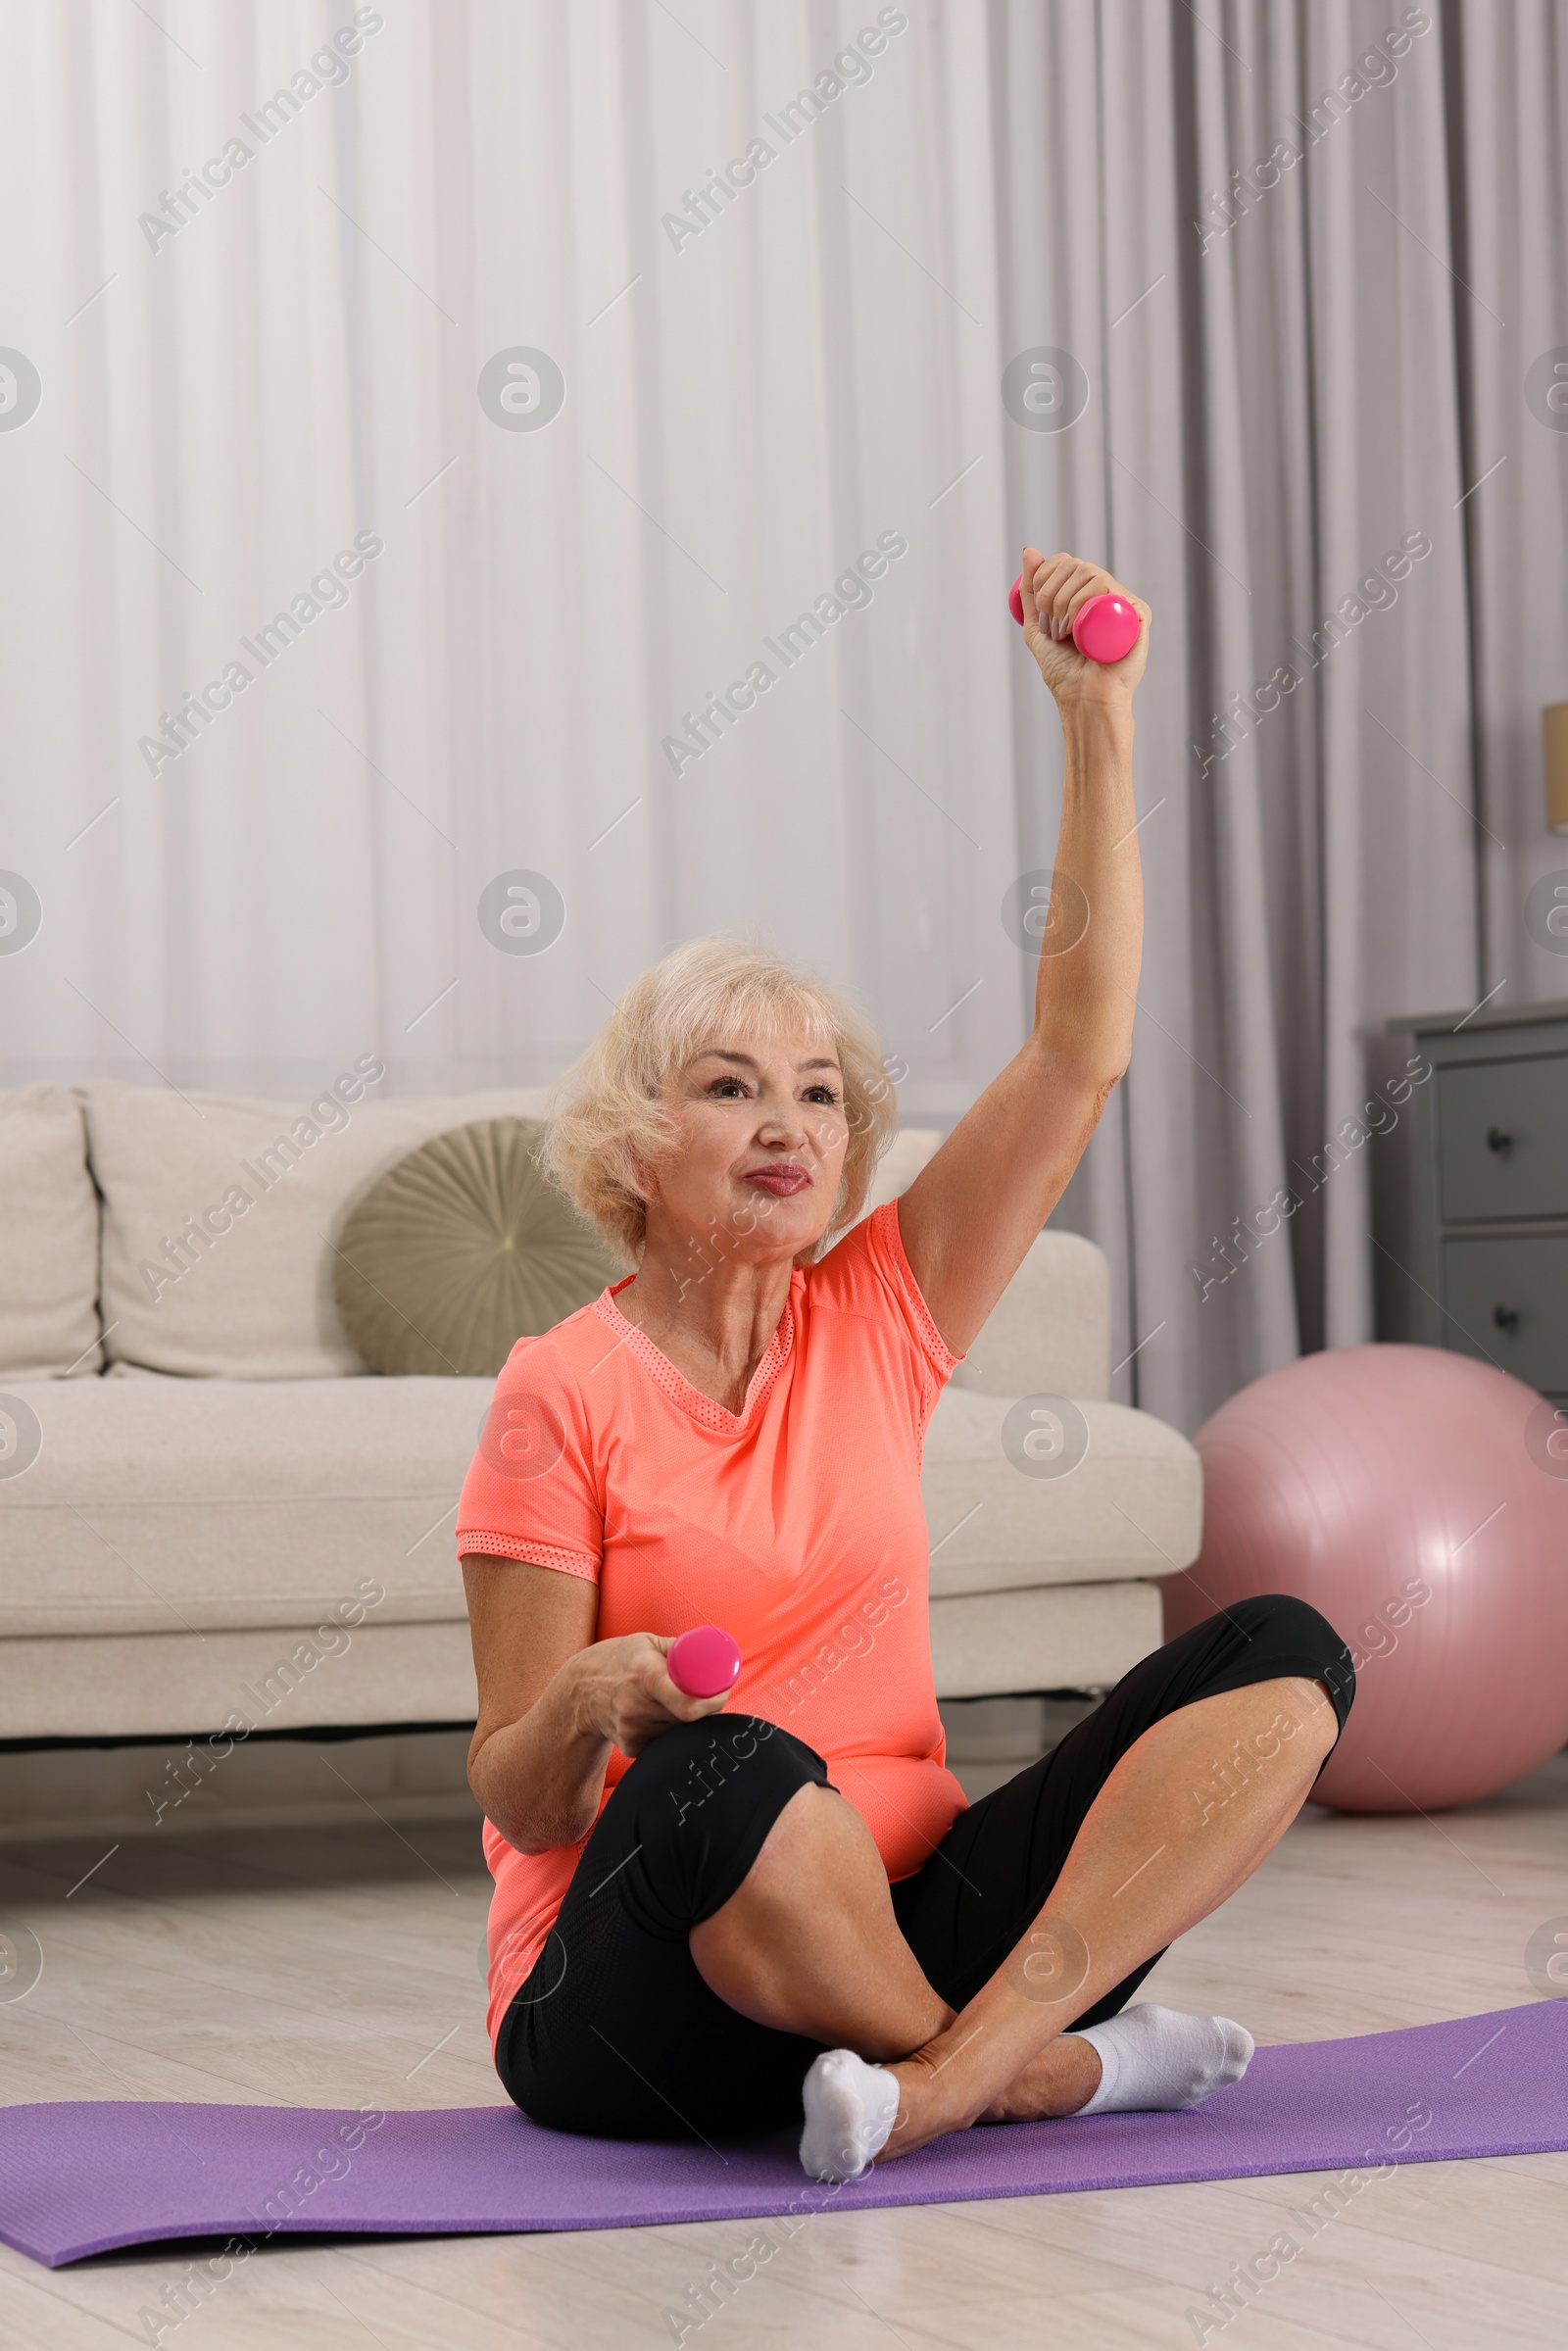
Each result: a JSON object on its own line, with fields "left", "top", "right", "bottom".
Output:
{"left": 1373, "top": 1002, "right": 1568, "bottom": 1403}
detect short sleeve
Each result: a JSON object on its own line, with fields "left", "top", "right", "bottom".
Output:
{"left": 456, "top": 1334, "right": 604, "bottom": 1584}
{"left": 812, "top": 1200, "right": 962, "bottom": 1432}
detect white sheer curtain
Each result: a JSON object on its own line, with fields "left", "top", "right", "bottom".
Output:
{"left": 1, "top": 0, "right": 1563, "bottom": 1432}
{"left": 1, "top": 2, "right": 1022, "bottom": 1102}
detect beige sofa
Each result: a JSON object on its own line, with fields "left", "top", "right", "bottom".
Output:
{"left": 0, "top": 1080, "right": 1200, "bottom": 1741}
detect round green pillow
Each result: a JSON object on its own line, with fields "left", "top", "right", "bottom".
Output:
{"left": 332, "top": 1117, "right": 620, "bottom": 1376}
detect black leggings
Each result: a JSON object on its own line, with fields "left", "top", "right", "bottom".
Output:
{"left": 495, "top": 1594, "right": 1353, "bottom": 2140}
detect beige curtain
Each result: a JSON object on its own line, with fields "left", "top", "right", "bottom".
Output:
{"left": 994, "top": 0, "right": 1568, "bottom": 1428}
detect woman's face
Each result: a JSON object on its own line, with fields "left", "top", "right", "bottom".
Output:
{"left": 640, "top": 1026, "right": 851, "bottom": 1272}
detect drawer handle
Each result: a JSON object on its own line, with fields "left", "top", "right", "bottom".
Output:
{"left": 1485, "top": 1126, "right": 1513, "bottom": 1153}
{"left": 1493, "top": 1303, "right": 1520, "bottom": 1333}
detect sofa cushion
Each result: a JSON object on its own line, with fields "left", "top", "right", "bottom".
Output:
{"left": 82, "top": 1077, "right": 552, "bottom": 1378}
{"left": 2, "top": 1371, "right": 1199, "bottom": 1631}
{"left": 332, "top": 1118, "right": 619, "bottom": 1376}
{"left": 0, "top": 1372, "right": 489, "bottom": 1637}
{"left": 922, "top": 1393, "right": 1201, "bottom": 1596}
{"left": 0, "top": 1086, "right": 103, "bottom": 1379}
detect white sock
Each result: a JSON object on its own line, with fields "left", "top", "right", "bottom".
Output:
{"left": 799, "top": 2048, "right": 902, "bottom": 2182}
{"left": 1070, "top": 2004, "right": 1254, "bottom": 2115}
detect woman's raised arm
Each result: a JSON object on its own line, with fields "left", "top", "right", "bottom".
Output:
{"left": 895, "top": 549, "right": 1148, "bottom": 1359}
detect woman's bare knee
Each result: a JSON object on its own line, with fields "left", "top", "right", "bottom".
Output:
{"left": 703, "top": 1783, "right": 888, "bottom": 1943}
{"left": 690, "top": 1781, "right": 947, "bottom": 2052}
{"left": 748, "top": 1783, "right": 883, "bottom": 1886}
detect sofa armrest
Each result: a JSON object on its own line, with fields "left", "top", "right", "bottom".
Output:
{"left": 949, "top": 1229, "right": 1109, "bottom": 1401}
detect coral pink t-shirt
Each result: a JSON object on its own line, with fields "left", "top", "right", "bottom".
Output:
{"left": 456, "top": 1200, "right": 968, "bottom": 2046}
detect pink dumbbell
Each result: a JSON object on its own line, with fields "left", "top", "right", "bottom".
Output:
{"left": 667, "top": 1626, "right": 742, "bottom": 1699}
{"left": 1008, "top": 575, "right": 1141, "bottom": 663}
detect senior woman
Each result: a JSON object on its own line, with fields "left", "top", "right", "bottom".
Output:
{"left": 458, "top": 549, "right": 1353, "bottom": 2181}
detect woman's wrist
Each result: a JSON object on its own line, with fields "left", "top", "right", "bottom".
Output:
{"left": 564, "top": 1642, "right": 615, "bottom": 1748}
{"left": 1054, "top": 694, "right": 1135, "bottom": 746}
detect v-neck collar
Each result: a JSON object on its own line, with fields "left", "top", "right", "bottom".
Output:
{"left": 592, "top": 1272, "right": 800, "bottom": 1435}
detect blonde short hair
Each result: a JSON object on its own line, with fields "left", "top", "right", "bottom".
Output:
{"left": 539, "top": 936, "right": 899, "bottom": 1267}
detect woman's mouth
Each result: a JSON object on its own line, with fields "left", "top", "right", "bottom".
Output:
{"left": 742, "top": 1164, "right": 811, "bottom": 1197}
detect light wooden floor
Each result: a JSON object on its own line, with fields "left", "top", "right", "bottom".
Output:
{"left": 2, "top": 1750, "right": 1566, "bottom": 2350}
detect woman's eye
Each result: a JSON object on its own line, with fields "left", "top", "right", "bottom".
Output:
{"left": 804, "top": 1087, "right": 842, "bottom": 1107}
{"left": 707, "top": 1078, "right": 746, "bottom": 1099}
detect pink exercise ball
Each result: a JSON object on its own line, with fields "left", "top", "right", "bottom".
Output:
{"left": 1159, "top": 1345, "right": 1568, "bottom": 1814}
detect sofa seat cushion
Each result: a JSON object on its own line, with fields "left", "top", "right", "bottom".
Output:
{"left": 922, "top": 1393, "right": 1201, "bottom": 1597}
{"left": 0, "top": 1375, "right": 1200, "bottom": 1635}
{"left": 0, "top": 1086, "right": 103, "bottom": 1379}
{"left": 0, "top": 1373, "right": 491, "bottom": 1637}
{"left": 82, "top": 1079, "right": 553, "bottom": 1380}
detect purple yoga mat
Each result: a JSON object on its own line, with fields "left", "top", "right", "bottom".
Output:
{"left": 3, "top": 2002, "right": 1564, "bottom": 2268}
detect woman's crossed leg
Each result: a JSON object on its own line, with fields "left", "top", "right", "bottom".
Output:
{"left": 696, "top": 1669, "right": 1337, "bottom": 2171}
{"left": 496, "top": 1594, "right": 1354, "bottom": 2172}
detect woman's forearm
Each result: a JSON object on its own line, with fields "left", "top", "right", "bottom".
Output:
{"left": 1035, "top": 700, "right": 1142, "bottom": 1086}
{"left": 469, "top": 1649, "right": 613, "bottom": 1855}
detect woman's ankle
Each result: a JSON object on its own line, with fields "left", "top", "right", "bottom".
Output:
{"left": 876, "top": 2051, "right": 945, "bottom": 2160}
{"left": 876, "top": 2027, "right": 991, "bottom": 2157}
{"left": 979, "top": 2032, "right": 1102, "bottom": 2122}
